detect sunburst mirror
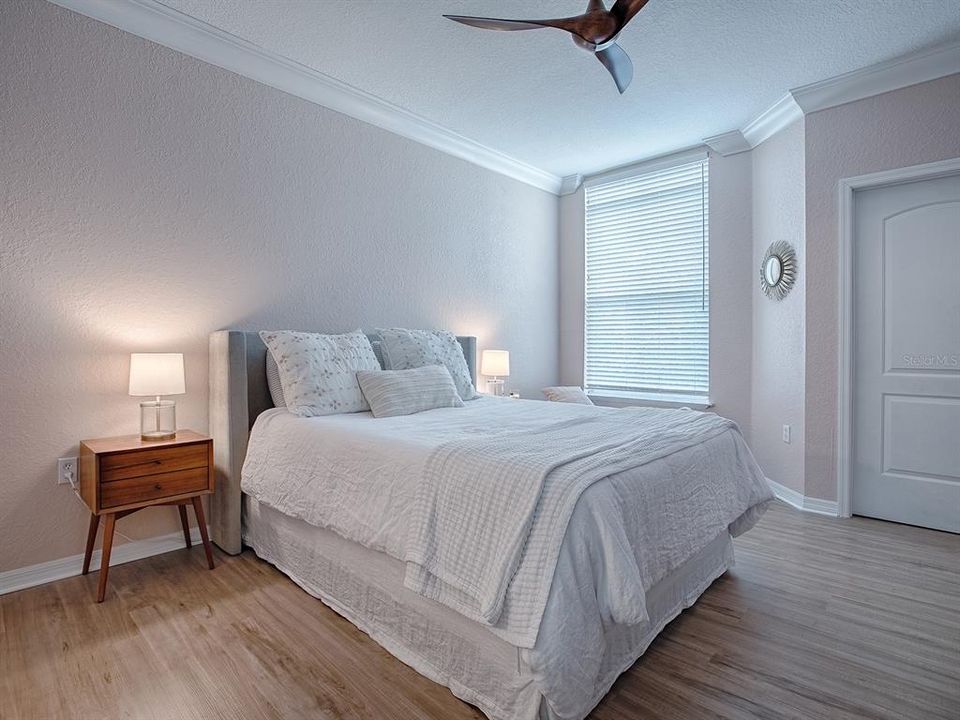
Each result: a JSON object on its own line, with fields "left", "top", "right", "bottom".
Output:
{"left": 759, "top": 241, "right": 797, "bottom": 301}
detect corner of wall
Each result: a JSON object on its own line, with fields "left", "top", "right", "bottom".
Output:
{"left": 558, "top": 187, "right": 586, "bottom": 386}
{"left": 707, "top": 151, "right": 754, "bottom": 434}
{"left": 749, "top": 119, "right": 807, "bottom": 496}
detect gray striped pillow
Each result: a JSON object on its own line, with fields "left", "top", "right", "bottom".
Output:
{"left": 357, "top": 365, "right": 464, "bottom": 418}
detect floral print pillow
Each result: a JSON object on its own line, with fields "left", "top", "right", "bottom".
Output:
{"left": 260, "top": 330, "right": 381, "bottom": 417}
{"left": 376, "top": 328, "right": 478, "bottom": 401}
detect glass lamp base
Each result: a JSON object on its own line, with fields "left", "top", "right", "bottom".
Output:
{"left": 139, "top": 399, "right": 176, "bottom": 442}
{"left": 486, "top": 378, "right": 505, "bottom": 397}
{"left": 141, "top": 430, "right": 177, "bottom": 441}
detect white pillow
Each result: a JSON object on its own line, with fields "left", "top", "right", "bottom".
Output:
{"left": 357, "top": 365, "right": 464, "bottom": 418}
{"left": 376, "top": 328, "right": 478, "bottom": 401}
{"left": 542, "top": 386, "right": 594, "bottom": 405}
{"left": 265, "top": 350, "right": 286, "bottom": 408}
{"left": 259, "top": 330, "right": 380, "bottom": 417}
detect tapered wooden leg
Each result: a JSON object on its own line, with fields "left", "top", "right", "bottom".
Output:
{"left": 96, "top": 513, "right": 116, "bottom": 603}
{"left": 178, "top": 504, "right": 192, "bottom": 548}
{"left": 82, "top": 514, "right": 100, "bottom": 576}
{"left": 191, "top": 496, "right": 215, "bottom": 570}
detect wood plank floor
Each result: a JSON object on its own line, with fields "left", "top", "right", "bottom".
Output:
{"left": 1, "top": 502, "right": 957, "bottom": 719}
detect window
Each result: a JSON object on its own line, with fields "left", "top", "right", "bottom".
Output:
{"left": 584, "top": 155, "right": 709, "bottom": 402}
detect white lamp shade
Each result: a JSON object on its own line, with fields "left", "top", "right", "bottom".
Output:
{"left": 480, "top": 349, "right": 510, "bottom": 377}
{"left": 129, "top": 353, "right": 185, "bottom": 396}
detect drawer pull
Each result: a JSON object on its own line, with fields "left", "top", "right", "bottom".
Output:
{"left": 154, "top": 483, "right": 162, "bottom": 490}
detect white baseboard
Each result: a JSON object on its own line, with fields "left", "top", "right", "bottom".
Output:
{"left": 766, "top": 478, "right": 839, "bottom": 517}
{"left": 800, "top": 495, "right": 841, "bottom": 516}
{"left": 0, "top": 526, "right": 209, "bottom": 596}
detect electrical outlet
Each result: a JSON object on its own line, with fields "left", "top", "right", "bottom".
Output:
{"left": 782, "top": 424, "right": 791, "bottom": 444}
{"left": 58, "top": 457, "right": 78, "bottom": 485}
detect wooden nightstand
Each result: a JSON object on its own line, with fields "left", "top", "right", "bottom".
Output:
{"left": 78, "top": 430, "right": 215, "bottom": 602}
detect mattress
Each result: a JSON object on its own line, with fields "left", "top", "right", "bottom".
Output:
{"left": 243, "top": 496, "right": 735, "bottom": 720}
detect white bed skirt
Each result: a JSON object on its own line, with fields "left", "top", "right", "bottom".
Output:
{"left": 243, "top": 497, "right": 735, "bottom": 720}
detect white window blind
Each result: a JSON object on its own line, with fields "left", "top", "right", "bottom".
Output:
{"left": 584, "top": 157, "right": 709, "bottom": 400}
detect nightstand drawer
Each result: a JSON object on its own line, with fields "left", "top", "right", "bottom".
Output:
{"left": 100, "top": 443, "right": 208, "bottom": 482}
{"left": 100, "top": 467, "right": 209, "bottom": 508}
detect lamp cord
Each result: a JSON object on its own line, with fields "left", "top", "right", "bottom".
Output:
{"left": 64, "top": 470, "right": 136, "bottom": 545}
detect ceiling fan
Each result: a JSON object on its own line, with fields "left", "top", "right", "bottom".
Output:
{"left": 444, "top": 0, "right": 650, "bottom": 94}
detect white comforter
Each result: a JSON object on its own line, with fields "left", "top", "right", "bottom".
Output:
{"left": 405, "top": 407, "right": 748, "bottom": 646}
{"left": 242, "top": 398, "right": 772, "bottom": 718}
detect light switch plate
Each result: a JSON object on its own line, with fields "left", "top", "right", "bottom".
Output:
{"left": 782, "top": 424, "right": 791, "bottom": 444}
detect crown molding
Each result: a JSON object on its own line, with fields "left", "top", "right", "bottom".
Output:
{"left": 708, "top": 40, "right": 960, "bottom": 154}
{"left": 741, "top": 93, "right": 804, "bottom": 148}
{"left": 559, "top": 174, "right": 584, "bottom": 195}
{"left": 792, "top": 39, "right": 960, "bottom": 114}
{"left": 46, "top": 0, "right": 563, "bottom": 195}
{"left": 702, "top": 129, "right": 751, "bottom": 157}
{"left": 45, "top": 1, "right": 960, "bottom": 193}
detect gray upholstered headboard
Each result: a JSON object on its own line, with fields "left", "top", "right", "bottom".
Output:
{"left": 207, "top": 330, "right": 477, "bottom": 554}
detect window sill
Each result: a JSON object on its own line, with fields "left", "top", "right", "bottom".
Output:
{"left": 586, "top": 390, "right": 713, "bottom": 411}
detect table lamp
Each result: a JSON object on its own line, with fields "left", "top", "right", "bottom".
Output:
{"left": 129, "top": 353, "right": 185, "bottom": 441}
{"left": 480, "top": 349, "right": 510, "bottom": 397}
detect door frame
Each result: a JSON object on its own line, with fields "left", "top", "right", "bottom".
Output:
{"left": 836, "top": 157, "right": 960, "bottom": 517}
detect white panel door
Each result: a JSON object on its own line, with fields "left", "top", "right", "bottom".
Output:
{"left": 852, "top": 173, "right": 960, "bottom": 533}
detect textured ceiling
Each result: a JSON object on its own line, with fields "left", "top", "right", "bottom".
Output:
{"left": 159, "top": 0, "right": 960, "bottom": 177}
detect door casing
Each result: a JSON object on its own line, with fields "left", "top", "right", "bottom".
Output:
{"left": 837, "top": 157, "right": 960, "bottom": 517}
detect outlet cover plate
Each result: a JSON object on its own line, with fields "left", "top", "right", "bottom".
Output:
{"left": 58, "top": 457, "right": 78, "bottom": 485}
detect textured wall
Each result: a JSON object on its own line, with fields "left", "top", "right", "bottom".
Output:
{"left": 558, "top": 188, "right": 586, "bottom": 387}
{"left": 751, "top": 120, "right": 806, "bottom": 493}
{"left": 708, "top": 151, "right": 754, "bottom": 439}
{"left": 0, "top": 1, "right": 559, "bottom": 572}
{"left": 803, "top": 74, "right": 960, "bottom": 501}
{"left": 557, "top": 151, "right": 754, "bottom": 431}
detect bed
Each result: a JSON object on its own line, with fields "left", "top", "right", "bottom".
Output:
{"left": 208, "top": 330, "right": 773, "bottom": 720}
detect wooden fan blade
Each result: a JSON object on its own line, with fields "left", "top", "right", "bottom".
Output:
{"left": 595, "top": 42, "right": 633, "bottom": 94}
{"left": 443, "top": 15, "right": 555, "bottom": 31}
{"left": 444, "top": 14, "right": 593, "bottom": 43}
{"left": 610, "top": 0, "right": 651, "bottom": 30}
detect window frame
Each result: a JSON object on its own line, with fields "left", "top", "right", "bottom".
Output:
{"left": 581, "top": 150, "right": 711, "bottom": 407}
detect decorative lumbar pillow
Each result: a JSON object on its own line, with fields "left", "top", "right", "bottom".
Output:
{"left": 542, "top": 386, "right": 594, "bottom": 405}
{"left": 376, "top": 328, "right": 478, "bottom": 401}
{"left": 259, "top": 330, "right": 380, "bottom": 417}
{"left": 357, "top": 365, "right": 464, "bottom": 418}
{"left": 265, "top": 350, "right": 286, "bottom": 408}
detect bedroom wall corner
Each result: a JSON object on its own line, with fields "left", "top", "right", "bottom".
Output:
{"left": 707, "top": 151, "right": 753, "bottom": 439}
{"left": 558, "top": 187, "right": 586, "bottom": 389}
{"left": 750, "top": 119, "right": 807, "bottom": 495}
